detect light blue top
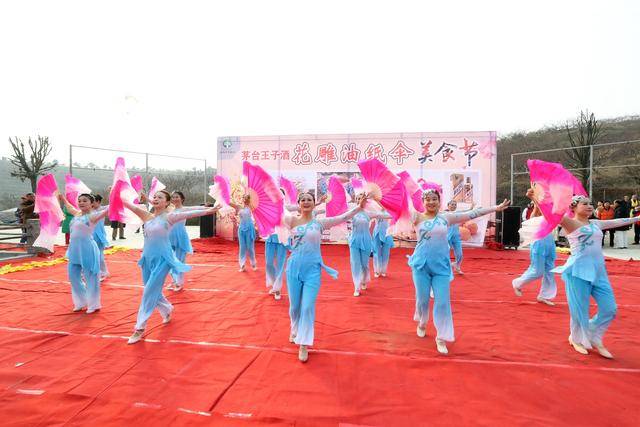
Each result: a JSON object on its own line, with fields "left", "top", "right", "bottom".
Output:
{"left": 238, "top": 207, "right": 254, "bottom": 232}
{"left": 67, "top": 214, "right": 101, "bottom": 274}
{"left": 139, "top": 210, "right": 209, "bottom": 275}
{"left": 372, "top": 218, "right": 394, "bottom": 247}
{"left": 92, "top": 215, "right": 111, "bottom": 250}
{"left": 409, "top": 208, "right": 491, "bottom": 278}
{"left": 285, "top": 208, "right": 361, "bottom": 280}
{"left": 349, "top": 211, "right": 373, "bottom": 252}
{"left": 552, "top": 218, "right": 640, "bottom": 281}
{"left": 408, "top": 215, "right": 453, "bottom": 278}
{"left": 169, "top": 207, "right": 198, "bottom": 254}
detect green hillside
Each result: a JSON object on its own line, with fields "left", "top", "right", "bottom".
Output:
{"left": 497, "top": 116, "right": 640, "bottom": 207}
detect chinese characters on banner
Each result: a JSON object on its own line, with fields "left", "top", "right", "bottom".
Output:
{"left": 241, "top": 139, "right": 483, "bottom": 168}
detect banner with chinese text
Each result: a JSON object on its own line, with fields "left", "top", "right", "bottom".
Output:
{"left": 216, "top": 131, "right": 497, "bottom": 246}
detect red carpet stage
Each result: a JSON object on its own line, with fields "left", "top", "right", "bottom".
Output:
{"left": 0, "top": 239, "right": 639, "bottom": 426}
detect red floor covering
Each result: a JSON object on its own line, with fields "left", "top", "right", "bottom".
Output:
{"left": 0, "top": 238, "right": 639, "bottom": 426}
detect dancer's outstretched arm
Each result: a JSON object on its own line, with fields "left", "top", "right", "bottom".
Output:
{"left": 593, "top": 217, "right": 640, "bottom": 231}
{"left": 317, "top": 195, "right": 368, "bottom": 229}
{"left": 123, "top": 201, "right": 154, "bottom": 223}
{"left": 167, "top": 206, "right": 220, "bottom": 225}
{"left": 443, "top": 200, "right": 510, "bottom": 225}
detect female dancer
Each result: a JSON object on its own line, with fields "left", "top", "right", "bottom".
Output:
{"left": 527, "top": 190, "right": 640, "bottom": 358}
{"left": 285, "top": 191, "right": 368, "bottom": 362}
{"left": 231, "top": 195, "right": 257, "bottom": 272}
{"left": 372, "top": 211, "right": 394, "bottom": 278}
{"left": 512, "top": 205, "right": 557, "bottom": 305}
{"left": 123, "top": 190, "right": 219, "bottom": 344}
{"left": 410, "top": 189, "right": 509, "bottom": 354}
{"left": 168, "top": 191, "right": 205, "bottom": 291}
{"left": 266, "top": 197, "right": 327, "bottom": 300}
{"left": 58, "top": 193, "right": 109, "bottom": 313}
{"left": 349, "top": 195, "right": 391, "bottom": 296}
{"left": 91, "top": 194, "right": 111, "bottom": 281}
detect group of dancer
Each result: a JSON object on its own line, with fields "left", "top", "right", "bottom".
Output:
{"left": 59, "top": 175, "right": 640, "bottom": 363}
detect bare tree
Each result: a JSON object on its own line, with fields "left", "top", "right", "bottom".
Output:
{"left": 8, "top": 135, "right": 58, "bottom": 192}
{"left": 564, "top": 110, "right": 604, "bottom": 191}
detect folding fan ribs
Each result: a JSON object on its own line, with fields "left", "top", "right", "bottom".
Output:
{"left": 242, "top": 161, "right": 284, "bottom": 238}
{"left": 527, "top": 159, "right": 588, "bottom": 240}
{"left": 398, "top": 171, "right": 424, "bottom": 213}
{"left": 279, "top": 176, "right": 298, "bottom": 205}
{"left": 326, "top": 175, "right": 348, "bottom": 217}
{"left": 357, "top": 158, "right": 408, "bottom": 223}
{"left": 209, "top": 175, "right": 232, "bottom": 207}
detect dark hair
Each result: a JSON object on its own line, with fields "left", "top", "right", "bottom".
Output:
{"left": 604, "top": 200, "right": 611, "bottom": 204}
{"left": 94, "top": 194, "right": 103, "bottom": 202}
{"left": 78, "top": 193, "right": 95, "bottom": 203}
{"left": 421, "top": 189, "right": 441, "bottom": 201}
{"left": 297, "top": 191, "right": 315, "bottom": 204}
{"left": 172, "top": 191, "right": 185, "bottom": 202}
{"left": 157, "top": 190, "right": 171, "bottom": 202}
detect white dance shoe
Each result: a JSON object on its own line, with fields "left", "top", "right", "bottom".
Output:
{"left": 298, "top": 345, "right": 309, "bottom": 362}
{"left": 353, "top": 291, "right": 360, "bottom": 297}
{"left": 238, "top": 266, "right": 245, "bottom": 272}
{"left": 162, "top": 309, "right": 173, "bottom": 324}
{"left": 593, "top": 344, "right": 613, "bottom": 359}
{"left": 72, "top": 306, "right": 86, "bottom": 312}
{"left": 416, "top": 325, "right": 426, "bottom": 338}
{"left": 289, "top": 333, "right": 296, "bottom": 343}
{"left": 568, "top": 336, "right": 589, "bottom": 355}
{"left": 536, "top": 297, "right": 555, "bottom": 306}
{"left": 127, "top": 329, "right": 144, "bottom": 345}
{"left": 374, "top": 273, "right": 380, "bottom": 278}
{"left": 274, "top": 291, "right": 281, "bottom": 300}
{"left": 435, "top": 339, "right": 448, "bottom": 355}
{"left": 512, "top": 279, "right": 523, "bottom": 297}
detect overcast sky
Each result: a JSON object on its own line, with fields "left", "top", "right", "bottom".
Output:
{"left": 1, "top": 0, "right": 638, "bottom": 169}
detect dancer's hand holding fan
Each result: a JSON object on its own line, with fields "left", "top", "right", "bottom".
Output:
{"left": 525, "top": 159, "right": 588, "bottom": 241}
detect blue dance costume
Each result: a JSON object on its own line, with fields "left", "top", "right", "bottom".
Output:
{"left": 237, "top": 207, "right": 256, "bottom": 269}
{"left": 513, "top": 233, "right": 557, "bottom": 300}
{"left": 285, "top": 207, "right": 361, "bottom": 346}
{"left": 265, "top": 233, "right": 287, "bottom": 292}
{"left": 92, "top": 207, "right": 111, "bottom": 279}
{"left": 409, "top": 208, "right": 494, "bottom": 342}
{"left": 349, "top": 211, "right": 391, "bottom": 292}
{"left": 447, "top": 224, "right": 463, "bottom": 270}
{"left": 372, "top": 217, "right": 394, "bottom": 276}
{"left": 169, "top": 206, "right": 201, "bottom": 286}
{"left": 67, "top": 214, "right": 102, "bottom": 311}
{"left": 134, "top": 209, "right": 209, "bottom": 331}
{"left": 553, "top": 217, "right": 640, "bottom": 348}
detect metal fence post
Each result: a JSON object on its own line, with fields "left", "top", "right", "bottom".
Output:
{"left": 589, "top": 145, "right": 594, "bottom": 199}
{"left": 510, "top": 154, "right": 514, "bottom": 201}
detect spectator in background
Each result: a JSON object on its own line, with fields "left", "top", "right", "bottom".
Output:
{"left": 597, "top": 200, "right": 615, "bottom": 247}
{"left": 631, "top": 194, "right": 640, "bottom": 245}
{"left": 595, "top": 201, "right": 604, "bottom": 217}
{"left": 522, "top": 201, "right": 534, "bottom": 221}
{"left": 18, "top": 193, "right": 36, "bottom": 244}
{"left": 613, "top": 199, "right": 630, "bottom": 249}
{"left": 61, "top": 205, "right": 74, "bottom": 245}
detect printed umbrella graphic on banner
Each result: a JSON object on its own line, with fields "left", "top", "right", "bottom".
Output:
{"left": 108, "top": 157, "right": 142, "bottom": 227}
{"left": 326, "top": 175, "right": 349, "bottom": 217}
{"left": 279, "top": 176, "right": 298, "bottom": 206}
{"left": 527, "top": 159, "right": 588, "bottom": 240}
{"left": 33, "top": 174, "right": 65, "bottom": 252}
{"left": 65, "top": 174, "right": 91, "bottom": 209}
{"left": 209, "top": 175, "right": 232, "bottom": 208}
{"left": 357, "top": 158, "right": 408, "bottom": 223}
{"left": 242, "top": 161, "right": 284, "bottom": 238}
{"left": 398, "top": 171, "right": 424, "bottom": 213}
